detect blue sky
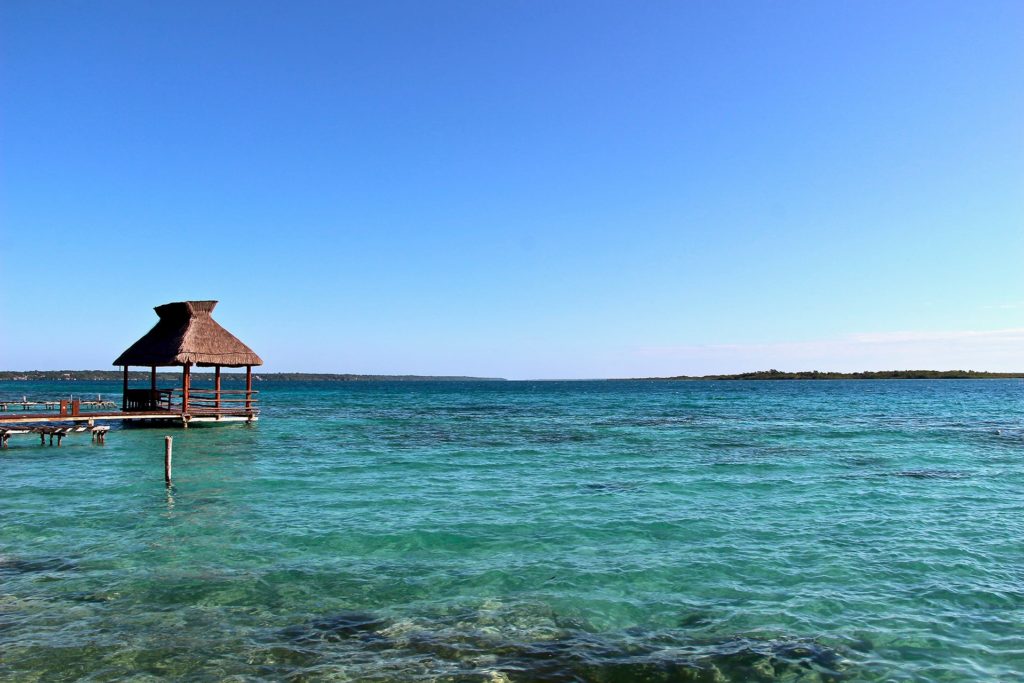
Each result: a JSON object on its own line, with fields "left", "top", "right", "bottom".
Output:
{"left": 2, "top": 1, "right": 1022, "bottom": 378}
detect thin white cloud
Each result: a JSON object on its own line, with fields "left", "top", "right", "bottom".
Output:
{"left": 846, "top": 328, "right": 1024, "bottom": 344}
{"left": 982, "top": 302, "right": 1024, "bottom": 311}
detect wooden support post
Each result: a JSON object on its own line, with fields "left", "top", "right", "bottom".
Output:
{"left": 72, "top": 399, "right": 80, "bottom": 417}
{"left": 245, "top": 365, "right": 252, "bottom": 411}
{"left": 122, "top": 366, "right": 129, "bottom": 410}
{"left": 164, "top": 436, "right": 172, "bottom": 486}
{"left": 60, "top": 399, "right": 68, "bottom": 416}
{"left": 39, "top": 433, "right": 45, "bottom": 446}
{"left": 215, "top": 366, "right": 222, "bottom": 411}
{"left": 182, "top": 364, "right": 191, "bottom": 415}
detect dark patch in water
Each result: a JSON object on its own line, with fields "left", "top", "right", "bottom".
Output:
{"left": 534, "top": 432, "right": 597, "bottom": 445}
{"left": 0, "top": 556, "right": 77, "bottom": 575}
{"left": 891, "top": 470, "right": 970, "bottom": 480}
{"left": 66, "top": 591, "right": 118, "bottom": 603}
{"left": 705, "top": 441, "right": 754, "bottom": 450}
{"left": 282, "top": 611, "right": 391, "bottom": 645}
{"left": 677, "top": 612, "right": 714, "bottom": 628}
{"left": 581, "top": 483, "right": 641, "bottom": 494}
{"left": 593, "top": 416, "right": 695, "bottom": 429}
{"left": 491, "top": 635, "right": 847, "bottom": 682}
{"left": 275, "top": 610, "right": 852, "bottom": 681}
{"left": 254, "top": 644, "right": 323, "bottom": 674}
{"left": 845, "top": 457, "right": 885, "bottom": 468}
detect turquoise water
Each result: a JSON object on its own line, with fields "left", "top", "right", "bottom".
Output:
{"left": 2, "top": 379, "right": 1023, "bottom": 682}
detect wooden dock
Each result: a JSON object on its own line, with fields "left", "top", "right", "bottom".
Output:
{"left": 0, "top": 399, "right": 117, "bottom": 412}
{"left": 0, "top": 424, "right": 110, "bottom": 448}
{"left": 0, "top": 392, "right": 258, "bottom": 449}
{"left": 0, "top": 404, "right": 256, "bottom": 447}
{"left": 0, "top": 407, "right": 257, "bottom": 427}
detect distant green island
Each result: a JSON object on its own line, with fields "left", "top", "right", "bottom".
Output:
{"left": 637, "top": 369, "right": 1024, "bottom": 380}
{"left": 0, "top": 371, "right": 505, "bottom": 382}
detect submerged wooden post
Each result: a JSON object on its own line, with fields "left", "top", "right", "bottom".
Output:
{"left": 164, "top": 436, "right": 173, "bottom": 486}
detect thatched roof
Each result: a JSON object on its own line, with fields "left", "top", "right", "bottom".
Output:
{"left": 113, "top": 301, "right": 263, "bottom": 368}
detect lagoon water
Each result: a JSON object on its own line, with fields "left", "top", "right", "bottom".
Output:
{"left": 1, "top": 379, "right": 1023, "bottom": 682}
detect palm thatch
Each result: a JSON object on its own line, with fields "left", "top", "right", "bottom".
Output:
{"left": 112, "top": 301, "right": 263, "bottom": 368}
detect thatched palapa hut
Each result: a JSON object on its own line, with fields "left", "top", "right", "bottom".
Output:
{"left": 113, "top": 301, "right": 262, "bottom": 423}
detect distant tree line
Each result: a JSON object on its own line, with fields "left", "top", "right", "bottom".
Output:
{"left": 2, "top": 369, "right": 1020, "bottom": 382}
{"left": 0, "top": 371, "right": 505, "bottom": 382}
{"left": 643, "top": 369, "right": 1024, "bottom": 380}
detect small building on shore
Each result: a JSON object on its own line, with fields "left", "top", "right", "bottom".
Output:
{"left": 113, "top": 301, "right": 262, "bottom": 424}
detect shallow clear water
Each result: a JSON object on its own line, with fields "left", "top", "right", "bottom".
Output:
{"left": 2, "top": 379, "right": 1023, "bottom": 682}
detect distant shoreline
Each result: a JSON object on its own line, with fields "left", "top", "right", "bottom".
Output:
{"left": 628, "top": 369, "right": 1024, "bottom": 380}
{"left": 1, "top": 370, "right": 1022, "bottom": 382}
{"left": 0, "top": 371, "right": 506, "bottom": 382}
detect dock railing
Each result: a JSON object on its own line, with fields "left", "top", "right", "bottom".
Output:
{"left": 169, "top": 388, "right": 259, "bottom": 416}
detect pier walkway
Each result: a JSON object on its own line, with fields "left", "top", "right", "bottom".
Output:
{"left": 0, "top": 405, "right": 257, "bottom": 427}
{"left": 1, "top": 424, "right": 110, "bottom": 448}
{"left": 1, "top": 399, "right": 117, "bottom": 412}
{"left": 0, "top": 403, "right": 257, "bottom": 447}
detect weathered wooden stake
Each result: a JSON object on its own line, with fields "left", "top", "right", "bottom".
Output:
{"left": 164, "top": 436, "right": 173, "bottom": 486}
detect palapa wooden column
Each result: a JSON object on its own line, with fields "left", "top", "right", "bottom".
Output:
{"left": 245, "top": 365, "right": 252, "bottom": 411}
{"left": 122, "top": 366, "right": 129, "bottom": 410}
{"left": 182, "top": 363, "right": 191, "bottom": 414}
{"left": 214, "top": 366, "right": 222, "bottom": 410}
